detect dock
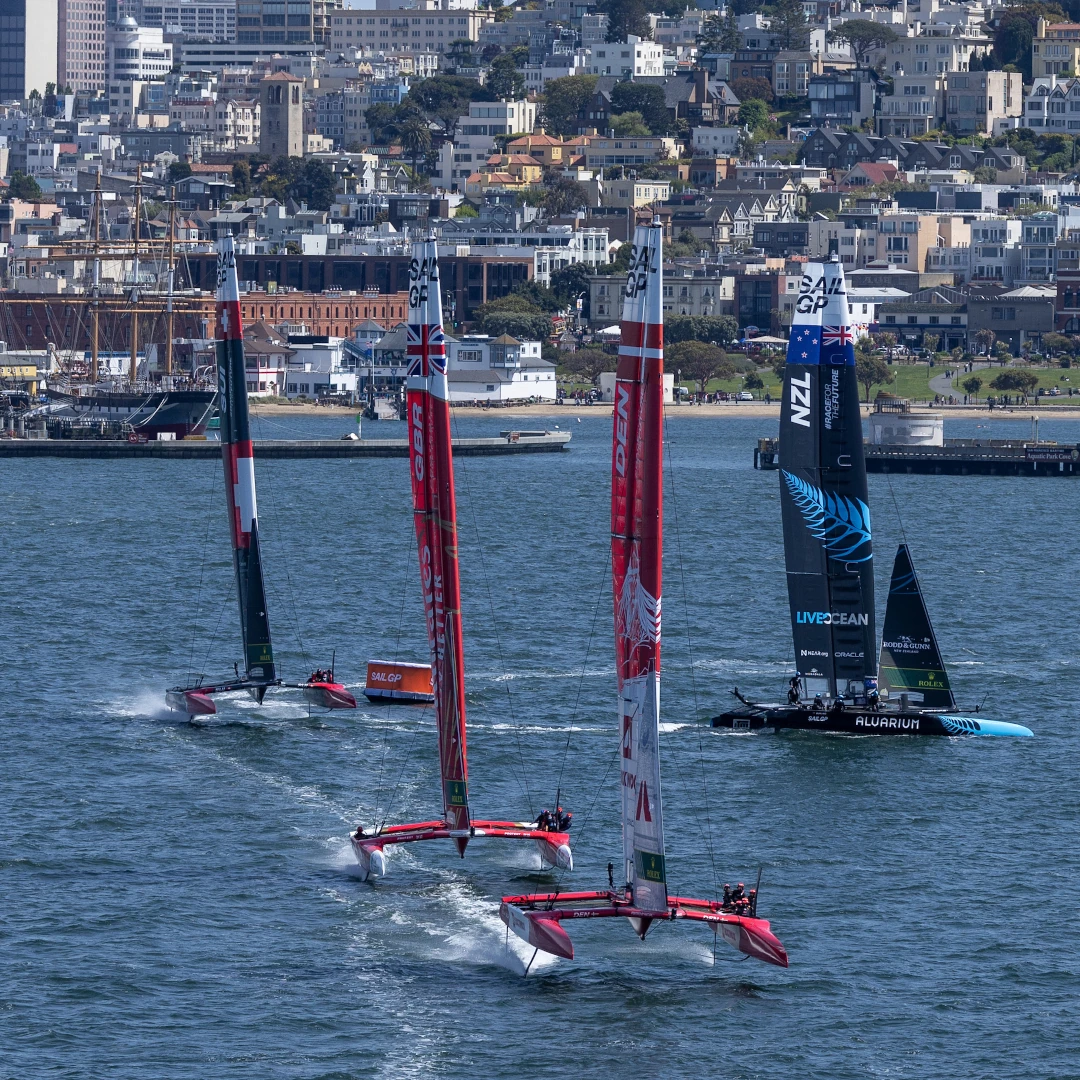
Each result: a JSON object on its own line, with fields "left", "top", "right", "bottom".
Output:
{"left": 754, "top": 437, "right": 1080, "bottom": 476}
{"left": 0, "top": 430, "right": 572, "bottom": 459}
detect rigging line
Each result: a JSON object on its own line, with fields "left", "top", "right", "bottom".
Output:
{"left": 662, "top": 415, "right": 720, "bottom": 899}
{"left": 376, "top": 704, "right": 432, "bottom": 832}
{"left": 884, "top": 471, "right": 909, "bottom": 547}
{"left": 249, "top": 412, "right": 310, "bottom": 669}
{"left": 371, "top": 523, "right": 418, "bottom": 834}
{"left": 448, "top": 410, "right": 534, "bottom": 817}
{"left": 185, "top": 459, "right": 221, "bottom": 683}
{"left": 200, "top": 593, "right": 234, "bottom": 678}
{"left": 552, "top": 539, "right": 611, "bottom": 807}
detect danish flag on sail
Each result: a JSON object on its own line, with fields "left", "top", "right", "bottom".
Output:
{"left": 612, "top": 222, "right": 667, "bottom": 917}
{"left": 405, "top": 240, "right": 470, "bottom": 851}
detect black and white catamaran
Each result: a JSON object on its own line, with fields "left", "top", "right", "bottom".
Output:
{"left": 712, "top": 253, "right": 1031, "bottom": 738}
{"left": 166, "top": 237, "right": 356, "bottom": 717}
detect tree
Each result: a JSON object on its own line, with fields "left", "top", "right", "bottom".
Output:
{"left": 475, "top": 295, "right": 553, "bottom": 339}
{"left": 455, "top": 202, "right": 479, "bottom": 217}
{"left": 826, "top": 20, "right": 900, "bottom": 66}
{"left": 6, "top": 172, "right": 42, "bottom": 201}
{"left": 43, "top": 82, "right": 57, "bottom": 118}
{"left": 992, "top": 5, "right": 1065, "bottom": 79}
{"left": 855, "top": 352, "right": 894, "bottom": 402}
{"left": 540, "top": 75, "right": 597, "bottom": 138}
{"left": 744, "top": 371, "right": 765, "bottom": 390}
{"left": 962, "top": 375, "right": 984, "bottom": 401}
{"left": 990, "top": 370, "right": 1039, "bottom": 397}
{"left": 563, "top": 347, "right": 616, "bottom": 383}
{"left": 1043, "top": 331, "right": 1073, "bottom": 355}
{"left": 610, "top": 82, "right": 671, "bottom": 136}
{"left": 168, "top": 161, "right": 193, "bottom": 183}
{"left": 666, "top": 314, "right": 740, "bottom": 346}
{"left": 697, "top": 11, "right": 740, "bottom": 53}
{"left": 550, "top": 262, "right": 594, "bottom": 310}
{"left": 730, "top": 76, "right": 774, "bottom": 105}
{"left": 260, "top": 157, "right": 337, "bottom": 211}
{"left": 602, "top": 0, "right": 651, "bottom": 42}
{"left": 232, "top": 159, "right": 252, "bottom": 196}
{"left": 400, "top": 118, "right": 432, "bottom": 178}
{"left": 405, "top": 74, "right": 493, "bottom": 138}
{"left": 488, "top": 52, "right": 526, "bottom": 100}
{"left": 540, "top": 174, "right": 587, "bottom": 216}
{"left": 974, "top": 327, "right": 996, "bottom": 355}
{"left": 610, "top": 110, "right": 651, "bottom": 137}
{"left": 769, "top": 0, "right": 808, "bottom": 49}
{"left": 667, "top": 340, "right": 734, "bottom": 393}
{"left": 738, "top": 99, "right": 772, "bottom": 132}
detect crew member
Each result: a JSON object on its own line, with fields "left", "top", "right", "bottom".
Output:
{"left": 730, "top": 882, "right": 745, "bottom": 906}
{"left": 535, "top": 808, "right": 552, "bottom": 831}
{"left": 830, "top": 695, "right": 845, "bottom": 715}
{"left": 748, "top": 888, "right": 758, "bottom": 916}
{"left": 788, "top": 674, "right": 801, "bottom": 705}
{"left": 813, "top": 694, "right": 824, "bottom": 712}
{"left": 722, "top": 883, "right": 732, "bottom": 908}
{"left": 556, "top": 807, "right": 572, "bottom": 831}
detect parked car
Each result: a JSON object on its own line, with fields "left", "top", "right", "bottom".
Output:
{"left": 736, "top": 391, "right": 755, "bottom": 401}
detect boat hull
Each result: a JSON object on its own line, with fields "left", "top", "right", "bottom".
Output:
{"left": 166, "top": 689, "right": 217, "bottom": 716}
{"left": 712, "top": 705, "right": 1033, "bottom": 737}
{"left": 45, "top": 389, "right": 216, "bottom": 439}
{"left": 302, "top": 682, "right": 357, "bottom": 709}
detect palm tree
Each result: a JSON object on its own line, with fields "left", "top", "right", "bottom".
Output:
{"left": 399, "top": 119, "right": 431, "bottom": 185}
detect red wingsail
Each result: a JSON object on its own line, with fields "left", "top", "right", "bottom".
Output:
{"left": 405, "top": 241, "right": 470, "bottom": 851}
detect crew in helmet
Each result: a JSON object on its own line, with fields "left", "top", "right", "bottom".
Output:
{"left": 788, "top": 674, "right": 801, "bottom": 705}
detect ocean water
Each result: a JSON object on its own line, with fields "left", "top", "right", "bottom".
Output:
{"left": 2, "top": 411, "right": 1078, "bottom": 1079}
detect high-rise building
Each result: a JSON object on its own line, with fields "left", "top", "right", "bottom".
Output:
{"left": 237, "top": 0, "right": 340, "bottom": 46}
{"left": 0, "top": 0, "right": 59, "bottom": 101}
{"left": 139, "top": 1, "right": 237, "bottom": 42}
{"left": 260, "top": 70, "right": 302, "bottom": 157}
{"left": 106, "top": 16, "right": 172, "bottom": 84}
{"left": 59, "top": 0, "right": 107, "bottom": 93}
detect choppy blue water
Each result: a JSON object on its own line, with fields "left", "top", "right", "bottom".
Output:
{"left": 2, "top": 411, "right": 1078, "bottom": 1079}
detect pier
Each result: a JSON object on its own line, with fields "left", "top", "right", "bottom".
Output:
{"left": 0, "top": 430, "right": 572, "bottom": 459}
{"left": 754, "top": 436, "right": 1080, "bottom": 476}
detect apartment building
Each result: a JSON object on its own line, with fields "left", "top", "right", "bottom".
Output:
{"left": 878, "top": 74, "right": 945, "bottom": 137}
{"left": 237, "top": 0, "right": 339, "bottom": 46}
{"left": 1022, "top": 76, "right": 1080, "bottom": 132}
{"left": 587, "top": 35, "right": 664, "bottom": 77}
{"left": 433, "top": 99, "right": 537, "bottom": 191}
{"left": 945, "top": 70, "right": 1022, "bottom": 135}
{"left": 1031, "top": 18, "right": 1080, "bottom": 79}
{"left": 1021, "top": 212, "right": 1060, "bottom": 283}
{"left": 328, "top": 8, "right": 488, "bottom": 56}
{"left": 140, "top": 1, "right": 236, "bottom": 42}
{"left": 874, "top": 213, "right": 944, "bottom": 270}
{"left": 107, "top": 18, "right": 172, "bottom": 84}
{"left": 969, "top": 219, "right": 1023, "bottom": 286}
{"left": 59, "top": 0, "right": 106, "bottom": 94}
{"left": 808, "top": 219, "right": 867, "bottom": 268}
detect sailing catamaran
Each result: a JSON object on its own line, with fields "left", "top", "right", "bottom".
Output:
{"left": 711, "top": 254, "right": 1030, "bottom": 738}
{"left": 349, "top": 238, "right": 572, "bottom": 879}
{"left": 166, "top": 236, "right": 356, "bottom": 717}
{"left": 499, "top": 223, "right": 788, "bottom": 968}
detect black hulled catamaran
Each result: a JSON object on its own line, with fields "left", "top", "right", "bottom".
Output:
{"left": 712, "top": 255, "right": 1031, "bottom": 738}
{"left": 166, "top": 237, "right": 356, "bottom": 717}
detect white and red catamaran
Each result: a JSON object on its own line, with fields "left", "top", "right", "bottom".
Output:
{"left": 499, "top": 223, "right": 788, "bottom": 968}
{"left": 350, "top": 238, "right": 572, "bottom": 879}
{"left": 166, "top": 236, "right": 356, "bottom": 717}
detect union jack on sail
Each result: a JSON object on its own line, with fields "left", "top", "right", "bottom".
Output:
{"left": 822, "top": 325, "right": 853, "bottom": 348}
{"left": 407, "top": 321, "right": 446, "bottom": 376}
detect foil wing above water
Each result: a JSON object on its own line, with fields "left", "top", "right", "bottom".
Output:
{"left": 406, "top": 240, "right": 470, "bottom": 839}
{"left": 778, "top": 261, "right": 875, "bottom": 700}
{"left": 611, "top": 223, "right": 667, "bottom": 914}
{"left": 877, "top": 544, "right": 956, "bottom": 710}
{"left": 216, "top": 236, "right": 275, "bottom": 684}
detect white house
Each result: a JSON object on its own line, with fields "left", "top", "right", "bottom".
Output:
{"left": 446, "top": 333, "right": 556, "bottom": 402}
{"left": 692, "top": 127, "right": 740, "bottom": 156}
{"left": 587, "top": 35, "right": 664, "bottom": 78}
{"left": 283, "top": 338, "right": 358, "bottom": 399}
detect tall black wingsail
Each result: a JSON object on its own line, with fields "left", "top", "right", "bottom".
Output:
{"left": 779, "top": 259, "right": 875, "bottom": 700}
{"left": 217, "top": 237, "right": 276, "bottom": 693}
{"left": 877, "top": 544, "right": 955, "bottom": 710}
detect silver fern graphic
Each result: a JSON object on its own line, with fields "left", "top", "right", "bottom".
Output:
{"left": 782, "top": 471, "right": 873, "bottom": 562}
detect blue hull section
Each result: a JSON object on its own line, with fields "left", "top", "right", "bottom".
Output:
{"left": 937, "top": 715, "right": 1034, "bottom": 738}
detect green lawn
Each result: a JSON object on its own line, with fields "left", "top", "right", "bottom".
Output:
{"left": 947, "top": 365, "right": 1080, "bottom": 402}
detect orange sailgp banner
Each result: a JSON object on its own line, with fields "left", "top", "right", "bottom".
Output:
{"left": 611, "top": 223, "right": 666, "bottom": 911}
{"left": 405, "top": 239, "right": 470, "bottom": 838}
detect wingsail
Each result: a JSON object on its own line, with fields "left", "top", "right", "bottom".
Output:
{"left": 217, "top": 235, "right": 276, "bottom": 697}
{"left": 611, "top": 223, "right": 667, "bottom": 921}
{"left": 405, "top": 240, "right": 470, "bottom": 851}
{"left": 779, "top": 259, "right": 875, "bottom": 701}
{"left": 877, "top": 544, "right": 956, "bottom": 710}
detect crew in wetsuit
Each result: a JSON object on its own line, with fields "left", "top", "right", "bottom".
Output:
{"left": 813, "top": 694, "right": 824, "bottom": 712}
{"left": 535, "top": 808, "right": 553, "bottom": 830}
{"left": 787, "top": 674, "right": 801, "bottom": 705}
{"left": 830, "top": 696, "right": 845, "bottom": 715}
{"left": 722, "top": 883, "right": 733, "bottom": 908}
{"left": 556, "top": 807, "right": 572, "bottom": 831}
